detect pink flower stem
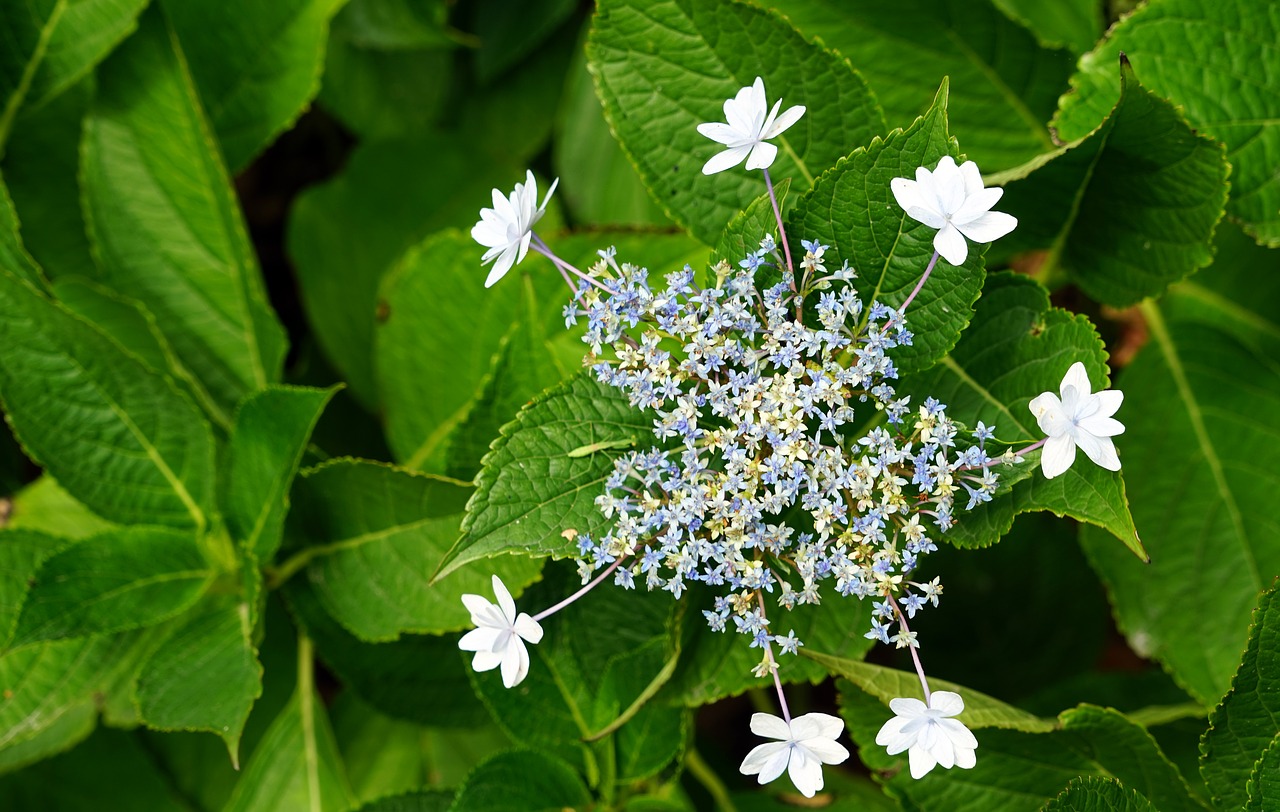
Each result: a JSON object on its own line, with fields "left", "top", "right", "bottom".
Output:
{"left": 761, "top": 169, "right": 799, "bottom": 305}
{"left": 891, "top": 600, "right": 931, "bottom": 704}
{"left": 531, "top": 556, "right": 627, "bottom": 622}
{"left": 531, "top": 235, "right": 619, "bottom": 297}
{"left": 1014, "top": 438, "right": 1047, "bottom": 457}
{"left": 757, "top": 591, "right": 791, "bottom": 724}
{"left": 899, "top": 250, "right": 940, "bottom": 314}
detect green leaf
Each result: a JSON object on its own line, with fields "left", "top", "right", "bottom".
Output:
{"left": 333, "top": 693, "right": 428, "bottom": 803}
{"left": 767, "top": 0, "right": 1071, "bottom": 171}
{"left": 993, "top": 59, "right": 1228, "bottom": 307}
{"left": 286, "top": 136, "right": 520, "bottom": 408}
{"left": 899, "top": 271, "right": 1142, "bottom": 556}
{"left": 0, "top": 268, "right": 216, "bottom": 529}
{"left": 443, "top": 374, "right": 652, "bottom": 579}
{"left": 1080, "top": 302, "right": 1280, "bottom": 703}
{"left": 226, "top": 385, "right": 336, "bottom": 563}
{"left": 82, "top": 5, "right": 288, "bottom": 417}
{"left": 284, "top": 459, "right": 543, "bottom": 641}
{"left": 472, "top": 0, "right": 578, "bottom": 83}
{"left": 1200, "top": 581, "right": 1280, "bottom": 810}
{"left": 135, "top": 594, "right": 263, "bottom": 762}
{"left": 713, "top": 180, "right": 789, "bottom": 269}
{"left": 1044, "top": 777, "right": 1160, "bottom": 812}
{"left": 588, "top": 0, "right": 886, "bottom": 245}
{"left": 1245, "top": 734, "right": 1280, "bottom": 812}
{"left": 987, "top": 0, "right": 1103, "bottom": 55}
{"left": 1051, "top": 0, "right": 1280, "bottom": 246}
{"left": 0, "top": 530, "right": 67, "bottom": 650}
{"left": 160, "top": 0, "right": 348, "bottom": 172}
{"left": 0, "top": 0, "right": 148, "bottom": 149}
{"left": 789, "top": 82, "right": 983, "bottom": 374}
{"left": 4, "top": 478, "right": 114, "bottom": 540}
{"left": 356, "top": 791, "right": 454, "bottom": 812}
{"left": 223, "top": 637, "right": 355, "bottom": 812}
{"left": 10, "top": 526, "right": 212, "bottom": 647}
{"left": 0, "top": 171, "right": 44, "bottom": 285}
{"left": 447, "top": 750, "right": 590, "bottom": 812}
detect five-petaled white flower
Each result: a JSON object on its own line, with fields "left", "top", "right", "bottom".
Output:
{"left": 1028, "top": 361, "right": 1124, "bottom": 479}
{"left": 697, "top": 77, "right": 806, "bottom": 175}
{"left": 875, "top": 691, "right": 978, "bottom": 779}
{"left": 471, "top": 170, "right": 558, "bottom": 288}
{"left": 739, "top": 712, "right": 850, "bottom": 798}
{"left": 890, "top": 156, "right": 1017, "bottom": 266}
{"left": 458, "top": 575, "right": 544, "bottom": 688}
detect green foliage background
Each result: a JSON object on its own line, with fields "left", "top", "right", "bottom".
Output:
{"left": 0, "top": 0, "right": 1276, "bottom": 809}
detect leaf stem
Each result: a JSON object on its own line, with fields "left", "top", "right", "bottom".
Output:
{"left": 685, "top": 748, "right": 740, "bottom": 812}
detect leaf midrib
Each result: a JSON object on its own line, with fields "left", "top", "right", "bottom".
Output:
{"left": 0, "top": 0, "right": 67, "bottom": 153}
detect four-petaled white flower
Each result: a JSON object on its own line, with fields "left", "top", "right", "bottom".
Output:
{"left": 698, "top": 77, "right": 806, "bottom": 175}
{"left": 1028, "top": 361, "right": 1124, "bottom": 479}
{"left": 471, "top": 170, "right": 558, "bottom": 288}
{"left": 739, "top": 712, "right": 850, "bottom": 798}
{"left": 458, "top": 575, "right": 544, "bottom": 688}
{"left": 890, "top": 156, "right": 1017, "bottom": 266}
{"left": 875, "top": 691, "right": 978, "bottom": 779}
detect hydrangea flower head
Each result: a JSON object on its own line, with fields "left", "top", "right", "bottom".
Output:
{"left": 471, "top": 170, "right": 558, "bottom": 288}
{"left": 874, "top": 691, "right": 977, "bottom": 779}
{"left": 739, "top": 712, "right": 850, "bottom": 797}
{"left": 457, "top": 575, "right": 544, "bottom": 688}
{"left": 698, "top": 76, "right": 806, "bottom": 175}
{"left": 1028, "top": 361, "right": 1124, "bottom": 478}
{"left": 891, "top": 156, "right": 1017, "bottom": 266}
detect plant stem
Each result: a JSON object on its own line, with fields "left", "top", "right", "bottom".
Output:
{"left": 900, "top": 250, "right": 940, "bottom": 313}
{"left": 761, "top": 169, "right": 800, "bottom": 317}
{"left": 685, "top": 748, "right": 740, "bottom": 812}
{"left": 891, "top": 600, "right": 931, "bottom": 704}
{"left": 532, "top": 556, "right": 627, "bottom": 622}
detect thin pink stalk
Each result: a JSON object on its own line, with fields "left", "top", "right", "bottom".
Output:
{"left": 532, "top": 556, "right": 627, "bottom": 622}
{"left": 899, "top": 250, "right": 940, "bottom": 313}
{"left": 761, "top": 169, "right": 797, "bottom": 301}
{"left": 891, "top": 599, "right": 931, "bottom": 704}
{"left": 757, "top": 590, "right": 791, "bottom": 723}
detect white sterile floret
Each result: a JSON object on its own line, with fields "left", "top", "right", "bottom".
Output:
{"left": 874, "top": 691, "right": 978, "bottom": 779}
{"left": 457, "top": 574, "right": 544, "bottom": 688}
{"left": 739, "top": 712, "right": 850, "bottom": 798}
{"left": 698, "top": 76, "right": 806, "bottom": 175}
{"left": 1028, "top": 361, "right": 1125, "bottom": 479}
{"left": 470, "top": 170, "right": 558, "bottom": 288}
{"left": 890, "top": 156, "right": 1017, "bottom": 266}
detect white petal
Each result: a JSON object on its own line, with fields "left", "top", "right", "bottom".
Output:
{"left": 908, "top": 743, "right": 939, "bottom": 779}
{"left": 458, "top": 627, "right": 500, "bottom": 652}
{"left": 491, "top": 574, "right": 517, "bottom": 622}
{"left": 1029, "top": 392, "right": 1068, "bottom": 437}
{"left": 933, "top": 223, "right": 968, "bottom": 266}
{"left": 929, "top": 691, "right": 965, "bottom": 716}
{"left": 513, "top": 612, "right": 544, "bottom": 644}
{"left": 938, "top": 718, "right": 979, "bottom": 751}
{"left": 875, "top": 716, "right": 915, "bottom": 754}
{"left": 461, "top": 593, "right": 494, "bottom": 618}
{"left": 798, "top": 737, "right": 850, "bottom": 765}
{"left": 930, "top": 732, "right": 956, "bottom": 769}
{"left": 793, "top": 712, "right": 844, "bottom": 741}
{"left": 702, "top": 145, "right": 751, "bottom": 175}
{"left": 484, "top": 247, "right": 516, "bottom": 288}
{"left": 958, "top": 159, "right": 985, "bottom": 197}
{"left": 1040, "top": 432, "right": 1077, "bottom": 479}
{"left": 1077, "top": 431, "right": 1121, "bottom": 471}
{"left": 1060, "top": 362, "right": 1092, "bottom": 399}
{"left": 950, "top": 187, "right": 1003, "bottom": 225}
{"left": 750, "top": 712, "right": 791, "bottom": 741}
{"left": 765, "top": 104, "right": 805, "bottom": 138}
{"left": 954, "top": 746, "right": 977, "bottom": 770}
{"left": 905, "top": 205, "right": 947, "bottom": 230}
{"left": 1079, "top": 414, "right": 1125, "bottom": 438}
{"left": 1093, "top": 389, "right": 1123, "bottom": 420}
{"left": 888, "top": 697, "right": 928, "bottom": 718}
{"left": 500, "top": 637, "right": 530, "bottom": 688}
{"left": 891, "top": 178, "right": 927, "bottom": 215}
{"left": 745, "top": 141, "right": 778, "bottom": 171}
{"left": 955, "top": 210, "right": 1017, "bottom": 244}
{"left": 698, "top": 121, "right": 749, "bottom": 146}
{"left": 535, "top": 177, "right": 558, "bottom": 219}
{"left": 740, "top": 742, "right": 789, "bottom": 780}
{"left": 787, "top": 746, "right": 824, "bottom": 797}
{"left": 931, "top": 156, "right": 966, "bottom": 215}
{"left": 471, "top": 648, "right": 502, "bottom": 672}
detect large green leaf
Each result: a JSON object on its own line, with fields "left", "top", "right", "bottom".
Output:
{"left": 0, "top": 174, "right": 42, "bottom": 286}
{"left": 10, "top": 527, "right": 212, "bottom": 647}
{"left": 1200, "top": 582, "right": 1280, "bottom": 811}
{"left": 1051, "top": 0, "right": 1280, "bottom": 246}
{"left": 0, "top": 530, "right": 67, "bottom": 649}
{"left": 768, "top": 0, "right": 1071, "bottom": 171}
{"left": 82, "top": 5, "right": 288, "bottom": 417}
{"left": 283, "top": 459, "right": 543, "bottom": 641}
{"left": 0, "top": 0, "right": 147, "bottom": 149}
{"left": 1044, "top": 778, "right": 1160, "bottom": 812}
{"left": 160, "top": 0, "right": 348, "bottom": 172}
{"left": 788, "top": 83, "right": 984, "bottom": 374}
{"left": 4, "top": 478, "right": 114, "bottom": 540}
{"left": 987, "top": 0, "right": 1103, "bottom": 55}
{"left": 588, "top": 0, "right": 886, "bottom": 245}
{"left": 225, "top": 385, "right": 336, "bottom": 564}
{"left": 0, "top": 268, "right": 216, "bottom": 529}
{"left": 1246, "top": 734, "right": 1280, "bottom": 812}
{"left": 993, "top": 59, "right": 1228, "bottom": 307}
{"left": 447, "top": 750, "right": 590, "bottom": 812}
{"left": 443, "top": 374, "right": 652, "bottom": 579}
{"left": 1080, "top": 301, "right": 1280, "bottom": 703}
{"left": 900, "top": 272, "right": 1141, "bottom": 556}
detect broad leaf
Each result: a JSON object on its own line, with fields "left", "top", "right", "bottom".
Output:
{"left": 472, "top": 0, "right": 578, "bottom": 82}
{"left": 588, "top": 0, "right": 886, "bottom": 245}
{"left": 1246, "top": 734, "right": 1280, "bottom": 812}
{"left": 4, "top": 478, "right": 114, "bottom": 540}
{"left": 161, "top": 0, "right": 349, "bottom": 172}
{"left": 285, "top": 459, "right": 542, "bottom": 641}
{"left": 443, "top": 374, "right": 652, "bottom": 578}
{"left": 901, "top": 272, "right": 1141, "bottom": 556}
{"left": 225, "top": 385, "right": 336, "bottom": 563}
{"left": 768, "top": 0, "right": 1072, "bottom": 171}
{"left": 987, "top": 0, "right": 1103, "bottom": 55}
{"left": 10, "top": 527, "right": 212, "bottom": 647}
{"left": 356, "top": 791, "right": 454, "bottom": 812}
{"left": 82, "top": 5, "right": 288, "bottom": 417}
{"left": 0, "top": 530, "right": 68, "bottom": 648}
{"left": 789, "top": 82, "right": 983, "bottom": 374}
{"left": 0, "top": 268, "right": 216, "bottom": 529}
{"left": 1051, "top": 0, "right": 1280, "bottom": 245}
{"left": 447, "top": 750, "right": 590, "bottom": 812}
{"left": 1200, "top": 581, "right": 1280, "bottom": 810}
{"left": 993, "top": 59, "right": 1228, "bottom": 307}
{"left": 1044, "top": 778, "right": 1160, "bottom": 812}
{"left": 0, "top": 174, "right": 42, "bottom": 285}
{"left": 713, "top": 180, "right": 789, "bottom": 269}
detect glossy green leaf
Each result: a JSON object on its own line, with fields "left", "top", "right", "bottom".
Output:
{"left": 713, "top": 180, "right": 789, "bottom": 269}
{"left": 588, "top": 0, "right": 886, "bottom": 245}
{"left": 0, "top": 0, "right": 147, "bottom": 148}
{"left": 161, "top": 0, "right": 349, "bottom": 172}
{"left": 1200, "top": 582, "right": 1280, "bottom": 810}
{"left": 987, "top": 0, "right": 1103, "bottom": 54}
{"left": 10, "top": 527, "right": 212, "bottom": 647}
{"left": 1044, "top": 777, "right": 1160, "bottom": 812}
{"left": 1052, "top": 0, "right": 1280, "bottom": 246}
{"left": 82, "top": 5, "right": 288, "bottom": 417}
{"left": 285, "top": 459, "right": 542, "bottom": 641}
{"left": 4, "top": 478, "right": 114, "bottom": 540}
{"left": 226, "top": 385, "right": 336, "bottom": 563}
{"left": 357, "top": 791, "right": 454, "bottom": 812}
{"left": 0, "top": 268, "right": 216, "bottom": 529}
{"left": 0, "top": 175, "right": 41, "bottom": 287}
{"left": 443, "top": 374, "right": 652, "bottom": 578}
{"left": 768, "top": 0, "right": 1071, "bottom": 171}
{"left": 333, "top": 694, "right": 427, "bottom": 803}
{"left": 447, "top": 750, "right": 590, "bottom": 812}
{"left": 1245, "top": 734, "right": 1280, "bottom": 812}
{"left": 994, "top": 59, "right": 1228, "bottom": 307}
{"left": 0, "top": 530, "right": 67, "bottom": 648}
{"left": 789, "top": 83, "right": 983, "bottom": 374}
